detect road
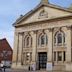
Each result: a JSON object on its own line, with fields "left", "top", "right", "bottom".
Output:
{"left": 0, "top": 69, "right": 69, "bottom": 72}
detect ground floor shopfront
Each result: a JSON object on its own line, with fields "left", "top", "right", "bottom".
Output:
{"left": 12, "top": 51, "right": 72, "bottom": 71}
{"left": 29, "top": 52, "right": 66, "bottom": 71}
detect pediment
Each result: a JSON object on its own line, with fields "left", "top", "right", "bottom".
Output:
{"left": 14, "top": 3, "right": 72, "bottom": 26}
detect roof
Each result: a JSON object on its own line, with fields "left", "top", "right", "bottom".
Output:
{"left": 13, "top": 2, "right": 72, "bottom": 27}
{"left": 0, "top": 38, "right": 12, "bottom": 51}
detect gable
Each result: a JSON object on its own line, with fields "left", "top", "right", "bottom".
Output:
{"left": 0, "top": 38, "right": 12, "bottom": 51}
{"left": 14, "top": 3, "right": 72, "bottom": 26}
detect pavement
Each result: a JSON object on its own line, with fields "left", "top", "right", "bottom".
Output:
{"left": 0, "top": 68, "right": 71, "bottom": 72}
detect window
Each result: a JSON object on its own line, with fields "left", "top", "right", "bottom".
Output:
{"left": 54, "top": 31, "right": 65, "bottom": 46}
{"left": 57, "top": 33, "right": 62, "bottom": 44}
{"left": 24, "top": 34, "right": 32, "bottom": 48}
{"left": 26, "top": 37, "right": 29, "bottom": 46}
{"left": 41, "top": 35, "right": 45, "bottom": 45}
{"left": 58, "top": 52, "right": 62, "bottom": 61}
{"left": 54, "top": 52, "right": 56, "bottom": 61}
{"left": 63, "top": 51, "right": 66, "bottom": 61}
{"left": 38, "top": 33, "right": 48, "bottom": 46}
{"left": 54, "top": 51, "right": 66, "bottom": 62}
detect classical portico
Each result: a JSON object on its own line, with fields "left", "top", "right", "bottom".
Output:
{"left": 12, "top": 0, "right": 72, "bottom": 71}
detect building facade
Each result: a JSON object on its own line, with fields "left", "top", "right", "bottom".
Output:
{"left": 0, "top": 38, "right": 13, "bottom": 67}
{"left": 12, "top": 0, "right": 72, "bottom": 71}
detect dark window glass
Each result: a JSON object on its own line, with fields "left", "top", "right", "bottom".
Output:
{"left": 38, "top": 37, "right": 40, "bottom": 45}
{"left": 26, "top": 37, "right": 29, "bottom": 46}
{"left": 57, "top": 33, "right": 62, "bottom": 44}
{"left": 46, "top": 35, "right": 48, "bottom": 45}
{"left": 41, "top": 35, "right": 45, "bottom": 45}
{"left": 54, "top": 37, "right": 56, "bottom": 43}
{"left": 54, "top": 52, "right": 56, "bottom": 61}
{"left": 64, "top": 51, "right": 65, "bottom": 61}
{"left": 58, "top": 52, "right": 62, "bottom": 61}
{"left": 63, "top": 36, "right": 65, "bottom": 43}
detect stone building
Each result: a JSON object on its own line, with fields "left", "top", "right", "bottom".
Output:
{"left": 12, "top": 0, "right": 72, "bottom": 71}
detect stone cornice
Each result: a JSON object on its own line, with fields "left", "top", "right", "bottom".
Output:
{"left": 14, "top": 15, "right": 72, "bottom": 28}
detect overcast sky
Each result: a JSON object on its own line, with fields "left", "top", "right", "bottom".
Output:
{"left": 0, "top": 0, "right": 72, "bottom": 48}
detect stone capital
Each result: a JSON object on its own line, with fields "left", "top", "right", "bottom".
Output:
{"left": 32, "top": 30, "right": 38, "bottom": 34}
{"left": 66, "top": 26, "right": 72, "bottom": 30}
{"left": 15, "top": 32, "right": 19, "bottom": 36}
{"left": 48, "top": 28, "right": 54, "bottom": 32}
{"left": 19, "top": 32, "right": 24, "bottom": 35}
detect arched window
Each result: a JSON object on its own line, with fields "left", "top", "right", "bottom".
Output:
{"left": 38, "top": 33, "right": 48, "bottom": 46}
{"left": 26, "top": 37, "right": 30, "bottom": 46}
{"left": 54, "top": 31, "right": 65, "bottom": 46}
{"left": 57, "top": 33, "right": 62, "bottom": 44}
{"left": 41, "top": 35, "right": 45, "bottom": 45}
{"left": 24, "top": 34, "right": 32, "bottom": 48}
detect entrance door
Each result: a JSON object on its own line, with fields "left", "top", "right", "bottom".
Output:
{"left": 38, "top": 52, "right": 47, "bottom": 70}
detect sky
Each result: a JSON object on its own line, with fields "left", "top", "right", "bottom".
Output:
{"left": 0, "top": 0, "right": 72, "bottom": 48}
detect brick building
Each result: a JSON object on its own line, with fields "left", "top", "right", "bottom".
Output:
{"left": 0, "top": 38, "right": 13, "bottom": 67}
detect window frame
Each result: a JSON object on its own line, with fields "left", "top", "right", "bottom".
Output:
{"left": 24, "top": 34, "right": 32, "bottom": 48}
{"left": 38, "top": 33, "right": 48, "bottom": 47}
{"left": 54, "top": 31, "right": 65, "bottom": 46}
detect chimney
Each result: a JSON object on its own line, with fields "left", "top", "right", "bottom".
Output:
{"left": 41, "top": 0, "right": 49, "bottom": 4}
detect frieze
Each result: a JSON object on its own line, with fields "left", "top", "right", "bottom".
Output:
{"left": 16, "top": 19, "right": 72, "bottom": 32}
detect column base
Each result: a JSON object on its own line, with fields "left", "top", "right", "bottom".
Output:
{"left": 66, "top": 62, "right": 72, "bottom": 71}
{"left": 11, "top": 62, "right": 17, "bottom": 68}
{"left": 12, "top": 62, "right": 23, "bottom": 69}
{"left": 46, "top": 62, "right": 53, "bottom": 71}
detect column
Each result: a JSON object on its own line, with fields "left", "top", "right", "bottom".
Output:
{"left": 65, "top": 26, "right": 72, "bottom": 71}
{"left": 46, "top": 28, "right": 53, "bottom": 71}
{"left": 22, "top": 53, "right": 25, "bottom": 65}
{"left": 31, "top": 31, "right": 37, "bottom": 71}
{"left": 12, "top": 32, "right": 19, "bottom": 68}
{"left": 56, "top": 52, "right": 58, "bottom": 63}
{"left": 62, "top": 51, "right": 64, "bottom": 62}
{"left": 66, "top": 27, "right": 71, "bottom": 62}
{"left": 17, "top": 32, "right": 24, "bottom": 68}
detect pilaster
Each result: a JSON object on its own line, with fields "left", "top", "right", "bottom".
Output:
{"left": 12, "top": 32, "right": 19, "bottom": 68}
{"left": 31, "top": 30, "right": 37, "bottom": 70}
{"left": 46, "top": 28, "right": 53, "bottom": 71}
{"left": 66, "top": 26, "right": 71, "bottom": 62}
{"left": 65, "top": 26, "right": 72, "bottom": 71}
{"left": 17, "top": 32, "right": 24, "bottom": 67}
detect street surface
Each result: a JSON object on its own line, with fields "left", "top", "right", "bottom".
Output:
{"left": 0, "top": 68, "right": 70, "bottom": 72}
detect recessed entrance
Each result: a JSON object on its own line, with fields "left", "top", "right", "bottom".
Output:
{"left": 38, "top": 52, "right": 47, "bottom": 70}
